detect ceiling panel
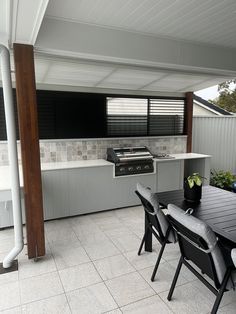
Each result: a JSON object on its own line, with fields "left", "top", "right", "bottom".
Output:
{"left": 45, "top": 61, "right": 114, "bottom": 86}
{"left": 96, "top": 68, "right": 166, "bottom": 87}
{"left": 45, "top": 0, "right": 236, "bottom": 48}
{"left": 141, "top": 74, "right": 206, "bottom": 91}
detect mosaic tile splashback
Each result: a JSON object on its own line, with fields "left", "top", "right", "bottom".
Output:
{"left": 0, "top": 136, "right": 187, "bottom": 165}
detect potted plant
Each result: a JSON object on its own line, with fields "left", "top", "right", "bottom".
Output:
{"left": 184, "top": 172, "right": 204, "bottom": 202}
{"left": 210, "top": 170, "right": 236, "bottom": 191}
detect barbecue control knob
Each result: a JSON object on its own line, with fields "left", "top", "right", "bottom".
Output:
{"left": 128, "top": 166, "right": 134, "bottom": 171}
{"left": 120, "top": 167, "right": 125, "bottom": 172}
{"left": 144, "top": 165, "right": 150, "bottom": 169}
{"left": 136, "top": 166, "right": 141, "bottom": 170}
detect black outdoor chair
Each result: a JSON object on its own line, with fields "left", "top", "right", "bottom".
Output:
{"left": 166, "top": 204, "right": 236, "bottom": 314}
{"left": 135, "top": 183, "right": 176, "bottom": 282}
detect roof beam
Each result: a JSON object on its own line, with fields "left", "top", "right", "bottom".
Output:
{"left": 9, "top": 0, "right": 49, "bottom": 46}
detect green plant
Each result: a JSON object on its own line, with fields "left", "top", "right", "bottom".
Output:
{"left": 186, "top": 173, "right": 204, "bottom": 188}
{"left": 210, "top": 170, "right": 236, "bottom": 190}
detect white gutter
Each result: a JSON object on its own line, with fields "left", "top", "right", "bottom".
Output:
{"left": 0, "top": 45, "right": 24, "bottom": 268}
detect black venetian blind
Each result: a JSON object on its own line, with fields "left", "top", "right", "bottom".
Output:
{"left": 107, "top": 97, "right": 148, "bottom": 136}
{"left": 149, "top": 98, "right": 185, "bottom": 135}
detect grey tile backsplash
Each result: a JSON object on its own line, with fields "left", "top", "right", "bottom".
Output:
{"left": 0, "top": 136, "right": 187, "bottom": 166}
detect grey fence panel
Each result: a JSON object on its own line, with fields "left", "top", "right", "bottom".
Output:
{"left": 192, "top": 116, "right": 236, "bottom": 173}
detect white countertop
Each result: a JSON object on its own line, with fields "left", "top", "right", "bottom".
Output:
{"left": 0, "top": 153, "right": 211, "bottom": 194}
{"left": 41, "top": 159, "right": 113, "bottom": 171}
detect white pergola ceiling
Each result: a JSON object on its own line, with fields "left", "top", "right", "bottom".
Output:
{"left": 45, "top": 0, "right": 236, "bottom": 49}
{"left": 1, "top": 0, "right": 236, "bottom": 94}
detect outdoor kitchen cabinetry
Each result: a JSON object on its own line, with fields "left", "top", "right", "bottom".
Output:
{"left": 0, "top": 153, "right": 211, "bottom": 227}
{"left": 156, "top": 160, "right": 184, "bottom": 192}
{"left": 42, "top": 164, "right": 156, "bottom": 218}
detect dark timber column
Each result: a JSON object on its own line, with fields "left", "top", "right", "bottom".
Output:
{"left": 184, "top": 92, "right": 193, "bottom": 153}
{"left": 13, "top": 44, "right": 45, "bottom": 259}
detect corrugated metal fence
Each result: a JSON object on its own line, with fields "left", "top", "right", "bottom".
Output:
{"left": 192, "top": 116, "right": 236, "bottom": 173}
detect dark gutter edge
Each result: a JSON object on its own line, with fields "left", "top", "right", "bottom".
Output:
{"left": 193, "top": 94, "right": 232, "bottom": 116}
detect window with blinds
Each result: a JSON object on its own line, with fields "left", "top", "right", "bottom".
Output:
{"left": 107, "top": 97, "right": 185, "bottom": 136}
{"left": 107, "top": 98, "right": 148, "bottom": 136}
{"left": 149, "top": 98, "right": 185, "bottom": 135}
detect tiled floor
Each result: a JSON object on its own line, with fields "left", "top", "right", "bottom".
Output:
{"left": 0, "top": 205, "right": 235, "bottom": 313}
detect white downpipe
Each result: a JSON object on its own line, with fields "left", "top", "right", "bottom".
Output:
{"left": 0, "top": 45, "right": 24, "bottom": 268}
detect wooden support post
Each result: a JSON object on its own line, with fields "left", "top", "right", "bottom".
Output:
{"left": 185, "top": 92, "right": 193, "bottom": 153}
{"left": 13, "top": 44, "right": 45, "bottom": 259}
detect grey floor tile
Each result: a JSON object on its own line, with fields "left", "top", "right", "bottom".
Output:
{"left": 0, "top": 281, "right": 20, "bottom": 311}
{"left": 21, "top": 294, "right": 71, "bottom": 314}
{"left": 91, "top": 216, "right": 122, "bottom": 231}
{"left": 45, "top": 222, "right": 78, "bottom": 246}
{"left": 159, "top": 281, "right": 214, "bottom": 314}
{"left": 19, "top": 272, "right": 63, "bottom": 304}
{"left": 83, "top": 240, "right": 120, "bottom": 260}
{"left": 106, "top": 271, "right": 155, "bottom": 307}
{"left": 59, "top": 262, "right": 102, "bottom": 292}
{"left": 78, "top": 230, "right": 108, "bottom": 246}
{"left": 51, "top": 241, "right": 90, "bottom": 270}
{"left": 191, "top": 279, "right": 236, "bottom": 308}
{"left": 67, "top": 282, "right": 118, "bottom": 314}
{"left": 110, "top": 234, "right": 141, "bottom": 253}
{"left": 71, "top": 222, "right": 101, "bottom": 239}
{"left": 104, "top": 310, "right": 122, "bottom": 314}
{"left": 218, "top": 301, "right": 236, "bottom": 313}
{"left": 138, "top": 262, "right": 187, "bottom": 294}
{"left": 0, "top": 306, "right": 22, "bottom": 314}
{"left": 104, "top": 227, "right": 133, "bottom": 239}
{"left": 121, "top": 295, "right": 173, "bottom": 314}
{"left": 94, "top": 254, "right": 135, "bottom": 280}
{"left": 18, "top": 254, "right": 57, "bottom": 279}
{"left": 124, "top": 248, "right": 164, "bottom": 271}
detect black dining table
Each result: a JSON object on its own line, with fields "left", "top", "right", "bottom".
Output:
{"left": 144, "top": 185, "right": 236, "bottom": 251}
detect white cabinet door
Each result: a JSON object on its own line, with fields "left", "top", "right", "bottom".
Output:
{"left": 42, "top": 170, "right": 69, "bottom": 220}
{"left": 68, "top": 166, "right": 113, "bottom": 216}
{"left": 157, "top": 160, "right": 184, "bottom": 192}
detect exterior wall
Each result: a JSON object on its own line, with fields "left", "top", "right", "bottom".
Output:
{"left": 0, "top": 136, "right": 187, "bottom": 166}
{"left": 192, "top": 116, "right": 236, "bottom": 173}
{"left": 193, "top": 103, "right": 217, "bottom": 116}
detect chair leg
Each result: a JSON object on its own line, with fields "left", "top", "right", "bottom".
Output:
{"left": 138, "top": 229, "right": 148, "bottom": 255}
{"left": 211, "top": 269, "right": 232, "bottom": 314}
{"left": 151, "top": 241, "right": 167, "bottom": 282}
{"left": 167, "top": 256, "right": 183, "bottom": 301}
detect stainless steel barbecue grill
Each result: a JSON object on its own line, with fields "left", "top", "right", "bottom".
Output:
{"left": 107, "top": 146, "right": 154, "bottom": 176}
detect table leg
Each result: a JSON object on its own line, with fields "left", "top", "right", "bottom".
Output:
{"left": 144, "top": 212, "right": 152, "bottom": 252}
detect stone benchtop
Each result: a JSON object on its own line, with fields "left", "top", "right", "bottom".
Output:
{"left": 0, "top": 153, "right": 211, "bottom": 193}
